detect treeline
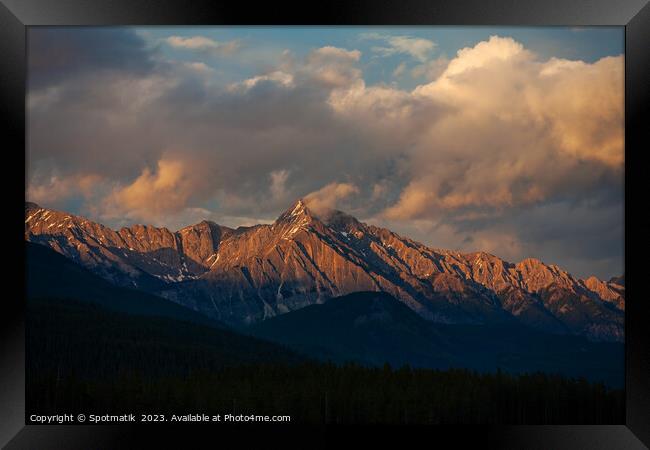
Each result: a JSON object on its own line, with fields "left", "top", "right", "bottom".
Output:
{"left": 26, "top": 297, "right": 303, "bottom": 379}
{"left": 26, "top": 298, "right": 624, "bottom": 424}
{"left": 28, "top": 364, "right": 624, "bottom": 424}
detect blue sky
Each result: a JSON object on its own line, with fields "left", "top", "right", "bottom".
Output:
{"left": 136, "top": 26, "right": 623, "bottom": 89}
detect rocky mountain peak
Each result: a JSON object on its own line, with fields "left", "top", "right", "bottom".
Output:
{"left": 275, "top": 199, "right": 314, "bottom": 224}
{"left": 582, "top": 275, "right": 625, "bottom": 309}
{"left": 321, "top": 209, "right": 362, "bottom": 232}
{"left": 609, "top": 274, "right": 625, "bottom": 286}
{"left": 516, "top": 257, "right": 546, "bottom": 269}
{"left": 179, "top": 219, "right": 228, "bottom": 235}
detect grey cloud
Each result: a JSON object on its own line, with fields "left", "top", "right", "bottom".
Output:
{"left": 28, "top": 28, "right": 159, "bottom": 90}
{"left": 431, "top": 193, "right": 624, "bottom": 279}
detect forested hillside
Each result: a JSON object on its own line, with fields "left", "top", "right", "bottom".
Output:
{"left": 27, "top": 298, "right": 624, "bottom": 424}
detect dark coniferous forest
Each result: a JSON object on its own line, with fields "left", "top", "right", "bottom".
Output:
{"left": 27, "top": 297, "right": 624, "bottom": 424}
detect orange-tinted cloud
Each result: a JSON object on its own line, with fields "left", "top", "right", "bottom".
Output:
{"left": 380, "top": 36, "right": 623, "bottom": 219}
{"left": 27, "top": 173, "right": 104, "bottom": 205}
{"left": 166, "top": 35, "right": 240, "bottom": 56}
{"left": 102, "top": 157, "right": 209, "bottom": 223}
{"left": 304, "top": 182, "right": 359, "bottom": 216}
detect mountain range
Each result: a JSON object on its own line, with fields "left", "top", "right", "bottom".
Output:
{"left": 25, "top": 199, "right": 624, "bottom": 341}
{"left": 251, "top": 291, "right": 623, "bottom": 386}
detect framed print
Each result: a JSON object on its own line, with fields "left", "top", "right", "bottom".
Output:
{"left": 2, "top": 0, "right": 649, "bottom": 448}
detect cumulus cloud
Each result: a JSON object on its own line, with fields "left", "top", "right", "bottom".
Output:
{"left": 302, "top": 46, "right": 362, "bottom": 87}
{"left": 26, "top": 30, "right": 624, "bottom": 278}
{"left": 382, "top": 36, "right": 623, "bottom": 219}
{"left": 166, "top": 35, "right": 240, "bottom": 56}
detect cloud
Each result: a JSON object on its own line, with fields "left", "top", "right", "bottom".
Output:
{"left": 364, "top": 33, "right": 437, "bottom": 61}
{"left": 373, "top": 193, "right": 623, "bottom": 279}
{"left": 26, "top": 173, "right": 104, "bottom": 205}
{"left": 382, "top": 36, "right": 623, "bottom": 219}
{"left": 304, "top": 182, "right": 360, "bottom": 216}
{"left": 183, "top": 62, "right": 214, "bottom": 74}
{"left": 101, "top": 158, "right": 211, "bottom": 223}
{"left": 165, "top": 35, "right": 240, "bottom": 56}
{"left": 392, "top": 62, "right": 407, "bottom": 78}
{"left": 311, "top": 46, "right": 361, "bottom": 61}
{"left": 410, "top": 56, "right": 449, "bottom": 80}
{"left": 28, "top": 28, "right": 158, "bottom": 90}
{"left": 229, "top": 71, "right": 294, "bottom": 91}
{"left": 269, "top": 169, "right": 290, "bottom": 201}
{"left": 303, "top": 46, "right": 363, "bottom": 87}
{"left": 436, "top": 35, "right": 529, "bottom": 78}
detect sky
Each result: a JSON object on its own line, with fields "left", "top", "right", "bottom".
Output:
{"left": 26, "top": 26, "right": 624, "bottom": 279}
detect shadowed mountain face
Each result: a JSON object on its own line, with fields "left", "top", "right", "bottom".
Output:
{"left": 251, "top": 291, "right": 624, "bottom": 386}
{"left": 25, "top": 200, "right": 624, "bottom": 341}
{"left": 253, "top": 291, "right": 453, "bottom": 369}
{"left": 26, "top": 241, "right": 221, "bottom": 327}
{"left": 26, "top": 242, "right": 304, "bottom": 381}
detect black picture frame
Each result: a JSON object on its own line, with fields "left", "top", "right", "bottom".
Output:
{"left": 2, "top": 0, "right": 648, "bottom": 448}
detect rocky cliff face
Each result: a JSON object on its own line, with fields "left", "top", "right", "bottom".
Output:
{"left": 583, "top": 276, "right": 625, "bottom": 310}
{"left": 25, "top": 202, "right": 232, "bottom": 288}
{"left": 25, "top": 200, "right": 624, "bottom": 341}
